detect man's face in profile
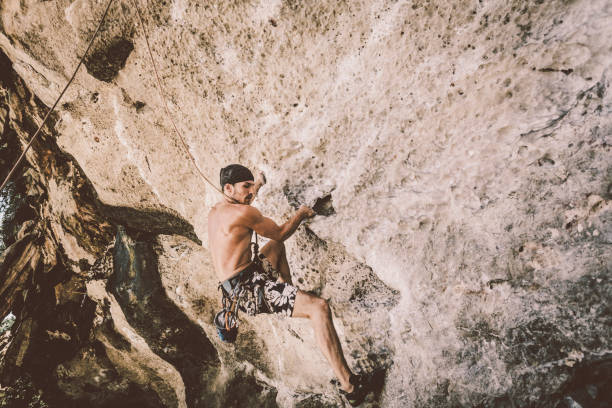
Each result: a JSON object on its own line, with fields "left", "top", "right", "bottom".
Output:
{"left": 225, "top": 180, "right": 255, "bottom": 204}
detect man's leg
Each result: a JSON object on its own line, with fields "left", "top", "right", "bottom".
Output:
{"left": 292, "top": 290, "right": 354, "bottom": 393}
{"left": 260, "top": 240, "right": 292, "bottom": 284}
{"left": 260, "top": 240, "right": 355, "bottom": 392}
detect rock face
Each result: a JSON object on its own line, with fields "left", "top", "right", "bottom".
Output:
{"left": 0, "top": 0, "right": 611, "bottom": 407}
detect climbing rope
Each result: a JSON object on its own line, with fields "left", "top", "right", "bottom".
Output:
{"left": 130, "top": 0, "right": 261, "bottom": 264}
{"left": 129, "top": 0, "right": 231, "bottom": 201}
{"left": 0, "top": 0, "right": 116, "bottom": 193}
{"left": 1, "top": 0, "right": 243, "bottom": 206}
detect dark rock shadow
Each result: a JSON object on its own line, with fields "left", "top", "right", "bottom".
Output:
{"left": 84, "top": 37, "right": 134, "bottom": 83}
{"left": 218, "top": 372, "right": 278, "bottom": 408}
{"left": 365, "top": 367, "right": 389, "bottom": 406}
{"left": 557, "top": 357, "right": 612, "bottom": 408}
{"left": 110, "top": 226, "right": 220, "bottom": 408}
{"left": 100, "top": 204, "right": 201, "bottom": 245}
{"left": 312, "top": 194, "right": 335, "bottom": 216}
{"left": 0, "top": 46, "right": 211, "bottom": 407}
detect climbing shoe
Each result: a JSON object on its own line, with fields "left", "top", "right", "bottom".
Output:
{"left": 339, "top": 374, "right": 368, "bottom": 407}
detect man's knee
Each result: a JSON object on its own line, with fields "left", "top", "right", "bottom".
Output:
{"left": 293, "top": 291, "right": 331, "bottom": 320}
{"left": 264, "top": 239, "right": 284, "bottom": 254}
{"left": 271, "top": 239, "right": 285, "bottom": 253}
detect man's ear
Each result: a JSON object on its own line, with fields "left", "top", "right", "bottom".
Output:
{"left": 224, "top": 183, "right": 234, "bottom": 195}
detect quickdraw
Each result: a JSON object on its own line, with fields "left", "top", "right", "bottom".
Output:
{"left": 214, "top": 284, "right": 241, "bottom": 343}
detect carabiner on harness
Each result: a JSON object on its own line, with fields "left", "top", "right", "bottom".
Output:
{"left": 215, "top": 282, "right": 242, "bottom": 343}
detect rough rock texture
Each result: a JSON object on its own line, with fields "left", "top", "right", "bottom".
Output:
{"left": 0, "top": 0, "right": 611, "bottom": 407}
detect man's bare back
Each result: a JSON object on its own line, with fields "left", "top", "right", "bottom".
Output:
{"left": 208, "top": 202, "right": 256, "bottom": 281}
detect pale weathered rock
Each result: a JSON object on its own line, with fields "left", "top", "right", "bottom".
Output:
{"left": 0, "top": 0, "right": 611, "bottom": 407}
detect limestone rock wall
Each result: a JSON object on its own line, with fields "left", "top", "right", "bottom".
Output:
{"left": 1, "top": 0, "right": 611, "bottom": 407}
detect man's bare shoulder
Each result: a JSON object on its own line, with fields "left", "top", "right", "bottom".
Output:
{"left": 208, "top": 202, "right": 224, "bottom": 218}
{"left": 234, "top": 204, "right": 262, "bottom": 222}
{"left": 209, "top": 202, "right": 261, "bottom": 222}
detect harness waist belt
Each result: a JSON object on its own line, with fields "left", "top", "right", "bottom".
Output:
{"left": 221, "top": 262, "right": 258, "bottom": 294}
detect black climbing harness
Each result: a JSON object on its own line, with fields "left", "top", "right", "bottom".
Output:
{"left": 214, "top": 232, "right": 262, "bottom": 343}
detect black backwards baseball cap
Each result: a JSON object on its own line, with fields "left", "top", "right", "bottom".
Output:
{"left": 220, "top": 164, "right": 254, "bottom": 189}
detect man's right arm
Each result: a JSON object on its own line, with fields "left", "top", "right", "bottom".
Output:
{"left": 242, "top": 205, "right": 314, "bottom": 242}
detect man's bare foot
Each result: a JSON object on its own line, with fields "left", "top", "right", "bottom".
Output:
{"left": 339, "top": 374, "right": 369, "bottom": 407}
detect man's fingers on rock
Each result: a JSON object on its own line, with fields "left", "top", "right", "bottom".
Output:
{"left": 256, "top": 170, "right": 266, "bottom": 185}
{"left": 299, "top": 205, "right": 315, "bottom": 218}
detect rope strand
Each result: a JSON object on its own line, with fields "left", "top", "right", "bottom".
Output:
{"left": 129, "top": 2, "right": 260, "bottom": 259}
{"left": 1, "top": 0, "right": 242, "bottom": 207}
{"left": 0, "top": 0, "right": 116, "bottom": 193}
{"left": 129, "top": 0, "right": 228, "bottom": 200}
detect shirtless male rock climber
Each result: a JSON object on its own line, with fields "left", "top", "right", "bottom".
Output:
{"left": 207, "top": 164, "right": 368, "bottom": 406}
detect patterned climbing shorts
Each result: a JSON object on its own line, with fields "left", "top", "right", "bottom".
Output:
{"left": 238, "top": 255, "right": 298, "bottom": 317}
